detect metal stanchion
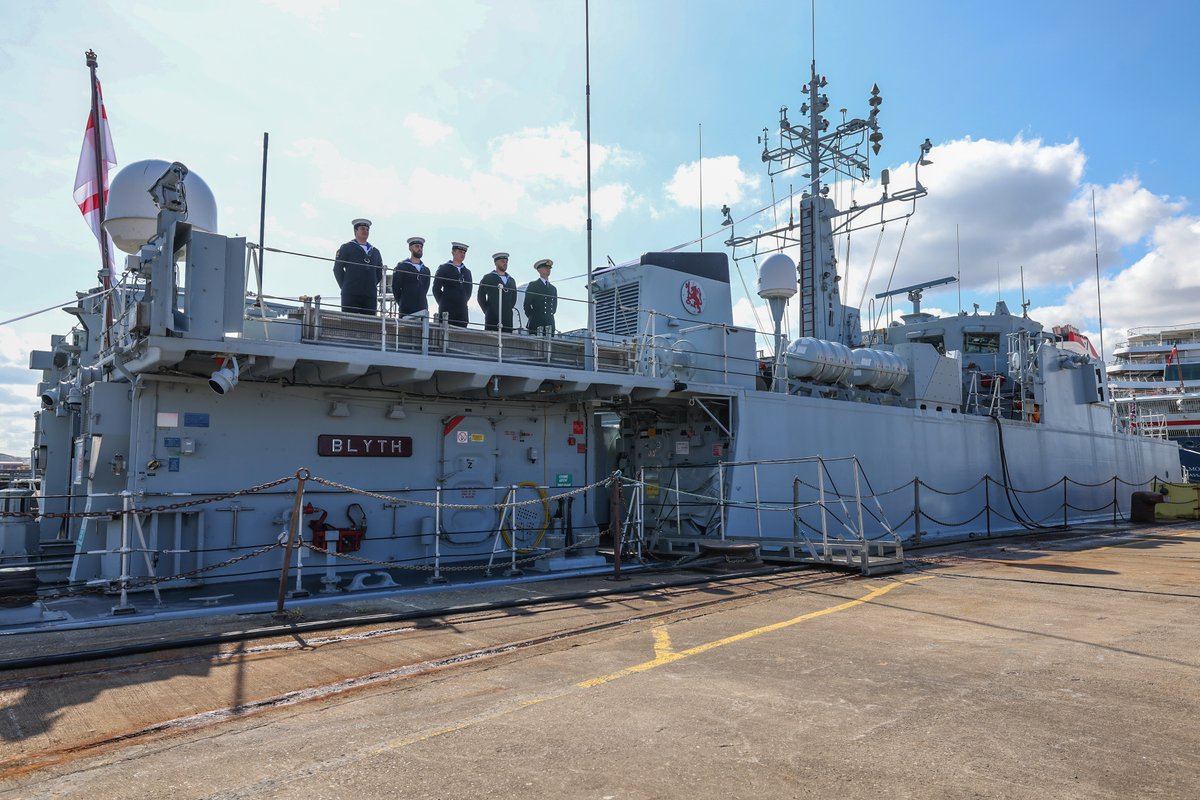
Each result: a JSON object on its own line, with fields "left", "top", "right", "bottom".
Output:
{"left": 275, "top": 468, "right": 309, "bottom": 615}
{"left": 607, "top": 472, "right": 627, "bottom": 582}
{"left": 428, "top": 484, "right": 447, "bottom": 584}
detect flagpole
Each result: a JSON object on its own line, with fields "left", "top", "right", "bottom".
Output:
{"left": 86, "top": 49, "right": 114, "bottom": 346}
{"left": 584, "top": 0, "right": 594, "bottom": 333}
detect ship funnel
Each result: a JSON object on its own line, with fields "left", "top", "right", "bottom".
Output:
{"left": 104, "top": 159, "right": 218, "bottom": 254}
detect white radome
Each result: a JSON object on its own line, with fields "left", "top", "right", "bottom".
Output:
{"left": 103, "top": 159, "right": 218, "bottom": 254}
{"left": 757, "top": 252, "right": 798, "bottom": 300}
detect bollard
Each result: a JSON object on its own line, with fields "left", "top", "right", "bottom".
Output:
{"left": 1129, "top": 487, "right": 1168, "bottom": 524}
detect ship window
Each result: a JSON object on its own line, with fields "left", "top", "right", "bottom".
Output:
{"left": 912, "top": 335, "right": 945, "bottom": 351}
{"left": 964, "top": 332, "right": 1000, "bottom": 354}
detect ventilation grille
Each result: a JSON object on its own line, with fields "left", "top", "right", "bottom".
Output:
{"left": 595, "top": 283, "right": 640, "bottom": 336}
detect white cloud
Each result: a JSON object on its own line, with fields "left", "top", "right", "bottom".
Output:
{"left": 536, "top": 183, "right": 635, "bottom": 229}
{"left": 827, "top": 137, "right": 1184, "bottom": 308}
{"left": 490, "top": 124, "right": 617, "bottom": 188}
{"left": 260, "top": 0, "right": 339, "bottom": 25}
{"left": 1033, "top": 214, "right": 1200, "bottom": 353}
{"left": 403, "top": 113, "right": 454, "bottom": 147}
{"left": 405, "top": 167, "right": 524, "bottom": 219}
{"left": 665, "top": 155, "right": 761, "bottom": 210}
{"left": 291, "top": 124, "right": 639, "bottom": 227}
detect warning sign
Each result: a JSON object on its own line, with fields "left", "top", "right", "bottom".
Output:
{"left": 456, "top": 431, "right": 469, "bottom": 443}
{"left": 470, "top": 433, "right": 486, "bottom": 442}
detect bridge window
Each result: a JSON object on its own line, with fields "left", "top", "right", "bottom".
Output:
{"left": 964, "top": 332, "right": 1000, "bottom": 354}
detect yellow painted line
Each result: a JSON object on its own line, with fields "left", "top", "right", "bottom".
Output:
{"left": 576, "top": 576, "right": 933, "bottom": 689}
{"left": 652, "top": 627, "right": 674, "bottom": 657}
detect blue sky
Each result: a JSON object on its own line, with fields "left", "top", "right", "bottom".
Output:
{"left": 0, "top": 0, "right": 1198, "bottom": 455}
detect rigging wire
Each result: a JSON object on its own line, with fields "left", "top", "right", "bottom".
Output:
{"left": 870, "top": 215, "right": 912, "bottom": 333}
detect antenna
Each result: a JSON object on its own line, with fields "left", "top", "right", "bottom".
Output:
{"left": 811, "top": 0, "right": 816, "bottom": 64}
{"left": 955, "top": 223, "right": 962, "bottom": 314}
{"left": 1092, "top": 188, "right": 1106, "bottom": 363}
{"left": 875, "top": 275, "right": 957, "bottom": 315}
{"left": 1020, "top": 265, "right": 1028, "bottom": 317}
{"left": 585, "top": 0, "right": 594, "bottom": 333}
{"left": 698, "top": 122, "right": 703, "bottom": 252}
{"left": 257, "top": 132, "right": 268, "bottom": 308}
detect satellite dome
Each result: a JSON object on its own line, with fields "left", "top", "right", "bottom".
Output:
{"left": 757, "top": 253, "right": 797, "bottom": 300}
{"left": 103, "top": 159, "right": 218, "bottom": 254}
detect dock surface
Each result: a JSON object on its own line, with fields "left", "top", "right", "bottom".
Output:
{"left": 2, "top": 522, "right": 1198, "bottom": 799}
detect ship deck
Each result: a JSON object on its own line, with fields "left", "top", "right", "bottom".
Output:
{"left": 2, "top": 520, "right": 1198, "bottom": 798}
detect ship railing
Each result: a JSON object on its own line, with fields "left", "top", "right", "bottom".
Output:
{"left": 285, "top": 294, "right": 637, "bottom": 374}
{"left": 626, "top": 459, "right": 1188, "bottom": 565}
{"left": 1122, "top": 322, "right": 1200, "bottom": 344}
{"left": 636, "top": 456, "right": 905, "bottom": 576}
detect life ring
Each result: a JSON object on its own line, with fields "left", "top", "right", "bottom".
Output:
{"left": 499, "top": 482, "right": 552, "bottom": 551}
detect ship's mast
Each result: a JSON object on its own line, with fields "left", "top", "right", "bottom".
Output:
{"left": 726, "top": 60, "right": 930, "bottom": 346}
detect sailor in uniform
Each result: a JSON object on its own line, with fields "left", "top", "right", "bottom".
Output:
{"left": 476, "top": 252, "right": 518, "bottom": 332}
{"left": 332, "top": 218, "right": 384, "bottom": 315}
{"left": 523, "top": 258, "right": 557, "bottom": 335}
{"left": 392, "top": 236, "right": 431, "bottom": 317}
{"left": 432, "top": 242, "right": 473, "bottom": 328}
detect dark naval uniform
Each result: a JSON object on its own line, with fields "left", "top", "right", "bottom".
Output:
{"left": 333, "top": 241, "right": 384, "bottom": 314}
{"left": 392, "top": 258, "right": 431, "bottom": 316}
{"left": 433, "top": 262, "right": 473, "bottom": 327}
{"left": 524, "top": 276, "right": 557, "bottom": 334}
{"left": 477, "top": 271, "right": 517, "bottom": 332}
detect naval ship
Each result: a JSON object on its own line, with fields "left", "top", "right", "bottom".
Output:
{"left": 0, "top": 62, "right": 1180, "bottom": 618}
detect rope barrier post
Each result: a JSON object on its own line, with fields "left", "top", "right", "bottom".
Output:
{"left": 428, "top": 484, "right": 446, "bottom": 584}
{"left": 984, "top": 477, "right": 992, "bottom": 536}
{"left": 275, "top": 468, "right": 309, "bottom": 615}
{"left": 1111, "top": 476, "right": 1118, "bottom": 526}
{"left": 792, "top": 477, "right": 800, "bottom": 543}
{"left": 607, "top": 472, "right": 627, "bottom": 582}
{"left": 911, "top": 478, "right": 922, "bottom": 545}
{"left": 1062, "top": 476, "right": 1068, "bottom": 529}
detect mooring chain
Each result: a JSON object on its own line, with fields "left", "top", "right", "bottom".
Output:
{"left": 125, "top": 541, "right": 283, "bottom": 588}
{"left": 306, "top": 474, "right": 615, "bottom": 510}
{"left": 30, "top": 541, "right": 286, "bottom": 602}
{"left": 0, "top": 475, "right": 297, "bottom": 519}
